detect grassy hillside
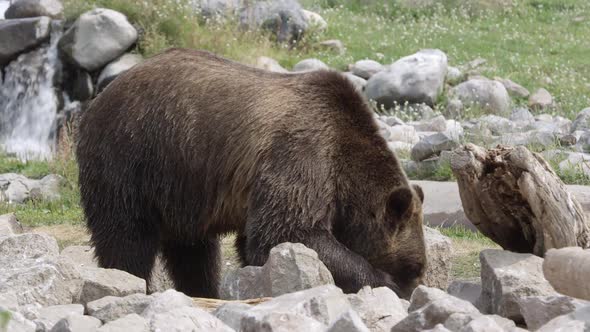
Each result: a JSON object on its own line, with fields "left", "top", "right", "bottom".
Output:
{"left": 62, "top": 0, "right": 590, "bottom": 118}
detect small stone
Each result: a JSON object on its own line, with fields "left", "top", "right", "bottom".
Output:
{"left": 510, "top": 108, "right": 535, "bottom": 123}
{"left": 97, "top": 53, "right": 143, "bottom": 92}
{"left": 460, "top": 315, "right": 505, "bottom": 332}
{"left": 0, "top": 213, "right": 23, "bottom": 236}
{"left": 529, "top": 88, "right": 553, "bottom": 110}
{"left": 341, "top": 72, "right": 367, "bottom": 92}
{"left": 241, "top": 284, "right": 350, "bottom": 327}
{"left": 494, "top": 77, "right": 530, "bottom": 98}
{"left": 149, "top": 306, "right": 234, "bottom": 332}
{"left": 327, "top": 310, "right": 370, "bottom": 332}
{"left": 423, "top": 227, "right": 453, "bottom": 289}
{"left": 389, "top": 125, "right": 420, "bottom": 144}
{"left": 519, "top": 295, "right": 590, "bottom": 330}
{"left": 392, "top": 295, "right": 480, "bottom": 332}
{"left": 87, "top": 293, "right": 152, "bottom": 323}
{"left": 141, "top": 289, "right": 193, "bottom": 320}
{"left": 411, "top": 132, "right": 459, "bottom": 163}
{"left": 410, "top": 115, "right": 447, "bottom": 132}
{"left": 447, "top": 279, "right": 481, "bottom": 307}
{"left": 254, "top": 56, "right": 288, "bottom": 73}
{"left": 478, "top": 115, "right": 516, "bottom": 135}
{"left": 446, "top": 66, "right": 464, "bottom": 85}
{"left": 478, "top": 249, "right": 556, "bottom": 323}
{"left": 96, "top": 313, "right": 149, "bottom": 332}
{"left": 349, "top": 59, "right": 385, "bottom": 79}
{"left": 318, "top": 39, "right": 345, "bottom": 55}
{"left": 301, "top": 9, "right": 327, "bottom": 32}
{"left": 292, "top": 58, "right": 329, "bottom": 72}
{"left": 78, "top": 267, "right": 146, "bottom": 305}
{"left": 408, "top": 285, "right": 448, "bottom": 312}
{"left": 213, "top": 302, "right": 252, "bottom": 331}
{"left": 50, "top": 314, "right": 102, "bottom": 332}
{"left": 34, "top": 304, "right": 85, "bottom": 331}
{"left": 346, "top": 286, "right": 407, "bottom": 331}
{"left": 571, "top": 108, "right": 590, "bottom": 133}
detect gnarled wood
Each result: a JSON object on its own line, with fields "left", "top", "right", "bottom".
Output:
{"left": 449, "top": 143, "right": 590, "bottom": 256}
{"left": 192, "top": 296, "right": 272, "bottom": 312}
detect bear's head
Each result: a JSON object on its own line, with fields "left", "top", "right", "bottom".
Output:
{"left": 336, "top": 183, "right": 426, "bottom": 299}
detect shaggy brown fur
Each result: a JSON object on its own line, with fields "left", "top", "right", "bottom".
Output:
{"left": 76, "top": 48, "right": 426, "bottom": 299}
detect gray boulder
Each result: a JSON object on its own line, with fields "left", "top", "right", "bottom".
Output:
{"left": 0, "top": 232, "right": 58, "bottom": 259}
{"left": 0, "top": 213, "right": 23, "bottom": 236}
{"left": 50, "top": 314, "right": 102, "bottom": 332}
{"left": 78, "top": 267, "right": 146, "bottom": 305}
{"left": 559, "top": 152, "right": 590, "bottom": 178}
{"left": 87, "top": 293, "right": 153, "bottom": 323}
{"left": 5, "top": 0, "right": 63, "bottom": 19}
{"left": 571, "top": 107, "right": 590, "bottom": 133}
{"left": 241, "top": 284, "right": 351, "bottom": 329}
{"left": 301, "top": 9, "right": 327, "bottom": 32}
{"left": 0, "top": 16, "right": 51, "bottom": 66}
{"left": 449, "top": 78, "right": 511, "bottom": 116}
{"left": 0, "top": 254, "right": 83, "bottom": 306}
{"left": 346, "top": 286, "right": 407, "bottom": 331}
{"left": 238, "top": 0, "right": 308, "bottom": 44}
{"left": 446, "top": 66, "right": 464, "bottom": 85}
{"left": 96, "top": 313, "right": 149, "bottom": 332}
{"left": 411, "top": 133, "right": 459, "bottom": 162}
{"left": 423, "top": 226, "right": 453, "bottom": 289}
{"left": 410, "top": 115, "right": 447, "bottom": 133}
{"left": 478, "top": 114, "right": 517, "bottom": 135}
{"left": 97, "top": 53, "right": 143, "bottom": 92}
{"left": 33, "top": 304, "right": 85, "bottom": 331}
{"left": 149, "top": 306, "right": 234, "bottom": 332}
{"left": 221, "top": 242, "right": 334, "bottom": 300}
{"left": 510, "top": 107, "right": 535, "bottom": 123}
{"left": 58, "top": 8, "right": 138, "bottom": 71}
{"left": 349, "top": 59, "right": 384, "bottom": 79}
{"left": 292, "top": 58, "right": 329, "bottom": 72}
{"left": 478, "top": 249, "right": 557, "bottom": 322}
{"left": 365, "top": 49, "right": 448, "bottom": 108}
{"left": 537, "top": 305, "right": 590, "bottom": 332}
{"left": 494, "top": 77, "right": 530, "bottom": 98}
{"left": 519, "top": 295, "right": 590, "bottom": 330}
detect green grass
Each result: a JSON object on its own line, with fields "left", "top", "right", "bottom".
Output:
{"left": 60, "top": 0, "right": 590, "bottom": 119}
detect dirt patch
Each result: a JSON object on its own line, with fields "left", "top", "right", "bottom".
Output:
{"left": 29, "top": 224, "right": 91, "bottom": 250}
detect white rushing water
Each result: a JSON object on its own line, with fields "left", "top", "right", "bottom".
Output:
{"left": 0, "top": 21, "right": 63, "bottom": 161}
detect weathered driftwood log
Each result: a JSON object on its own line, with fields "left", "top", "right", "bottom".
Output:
{"left": 543, "top": 247, "right": 590, "bottom": 300}
{"left": 192, "top": 296, "right": 272, "bottom": 312}
{"left": 449, "top": 143, "right": 590, "bottom": 256}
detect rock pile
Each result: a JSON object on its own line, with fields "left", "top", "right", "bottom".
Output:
{"left": 2, "top": 212, "right": 590, "bottom": 331}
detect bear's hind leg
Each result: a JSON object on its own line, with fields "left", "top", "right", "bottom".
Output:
{"left": 162, "top": 237, "right": 220, "bottom": 298}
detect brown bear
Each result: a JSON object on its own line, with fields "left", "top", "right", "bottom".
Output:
{"left": 76, "top": 48, "right": 427, "bottom": 299}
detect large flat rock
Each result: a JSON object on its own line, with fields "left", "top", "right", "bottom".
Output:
{"left": 411, "top": 180, "right": 590, "bottom": 230}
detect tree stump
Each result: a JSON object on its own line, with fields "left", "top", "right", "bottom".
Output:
{"left": 449, "top": 143, "right": 590, "bottom": 256}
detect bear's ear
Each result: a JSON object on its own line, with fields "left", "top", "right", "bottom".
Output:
{"left": 412, "top": 184, "right": 424, "bottom": 203}
{"left": 387, "top": 186, "right": 415, "bottom": 223}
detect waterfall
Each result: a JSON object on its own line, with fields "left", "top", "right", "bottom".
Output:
{"left": 0, "top": 20, "right": 63, "bottom": 161}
